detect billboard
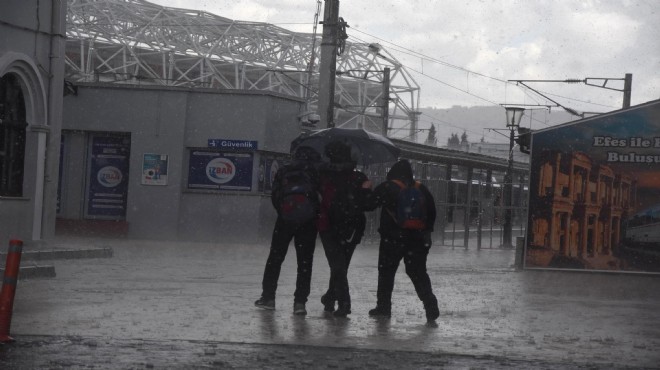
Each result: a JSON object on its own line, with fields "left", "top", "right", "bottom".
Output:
{"left": 525, "top": 99, "right": 660, "bottom": 273}
{"left": 85, "top": 134, "right": 131, "bottom": 219}
{"left": 187, "top": 150, "right": 253, "bottom": 191}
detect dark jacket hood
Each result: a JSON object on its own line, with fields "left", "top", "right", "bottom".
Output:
{"left": 386, "top": 159, "right": 414, "bottom": 184}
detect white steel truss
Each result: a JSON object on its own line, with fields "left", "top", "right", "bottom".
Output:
{"left": 64, "top": 0, "right": 420, "bottom": 135}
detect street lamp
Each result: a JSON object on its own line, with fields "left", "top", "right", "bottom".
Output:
{"left": 502, "top": 107, "right": 525, "bottom": 248}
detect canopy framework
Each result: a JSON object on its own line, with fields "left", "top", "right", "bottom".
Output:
{"left": 65, "top": 0, "right": 421, "bottom": 136}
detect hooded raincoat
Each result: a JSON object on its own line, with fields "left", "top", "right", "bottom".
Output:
{"left": 364, "top": 159, "right": 439, "bottom": 320}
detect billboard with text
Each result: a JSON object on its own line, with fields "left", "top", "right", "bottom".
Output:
{"left": 525, "top": 99, "right": 660, "bottom": 273}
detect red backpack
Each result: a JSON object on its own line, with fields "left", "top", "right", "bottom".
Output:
{"left": 388, "top": 179, "right": 428, "bottom": 230}
{"left": 277, "top": 169, "right": 318, "bottom": 226}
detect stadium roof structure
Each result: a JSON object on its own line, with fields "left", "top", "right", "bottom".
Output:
{"left": 65, "top": 0, "right": 421, "bottom": 138}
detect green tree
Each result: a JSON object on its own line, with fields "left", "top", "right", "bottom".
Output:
{"left": 425, "top": 124, "right": 438, "bottom": 146}
{"left": 447, "top": 133, "right": 460, "bottom": 148}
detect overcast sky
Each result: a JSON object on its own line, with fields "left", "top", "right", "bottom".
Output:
{"left": 149, "top": 0, "right": 658, "bottom": 115}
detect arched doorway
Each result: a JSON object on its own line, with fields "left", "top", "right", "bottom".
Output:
{"left": 0, "top": 73, "right": 27, "bottom": 197}
{"left": 0, "top": 53, "right": 49, "bottom": 242}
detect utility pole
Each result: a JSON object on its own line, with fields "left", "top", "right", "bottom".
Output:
{"left": 502, "top": 127, "right": 515, "bottom": 248}
{"left": 409, "top": 111, "right": 421, "bottom": 142}
{"left": 381, "top": 67, "right": 390, "bottom": 136}
{"left": 623, "top": 73, "right": 632, "bottom": 108}
{"left": 305, "top": 0, "right": 322, "bottom": 104}
{"left": 318, "top": 0, "right": 340, "bottom": 128}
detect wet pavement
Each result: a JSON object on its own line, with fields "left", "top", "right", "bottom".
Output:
{"left": 2, "top": 236, "right": 660, "bottom": 369}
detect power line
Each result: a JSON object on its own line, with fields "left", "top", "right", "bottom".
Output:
{"left": 535, "top": 89, "right": 617, "bottom": 109}
{"left": 405, "top": 64, "right": 501, "bottom": 106}
{"left": 346, "top": 32, "right": 505, "bottom": 106}
{"left": 349, "top": 28, "right": 509, "bottom": 84}
{"left": 346, "top": 34, "right": 564, "bottom": 132}
{"left": 348, "top": 28, "right": 622, "bottom": 111}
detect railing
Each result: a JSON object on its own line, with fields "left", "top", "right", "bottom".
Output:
{"left": 360, "top": 140, "right": 529, "bottom": 249}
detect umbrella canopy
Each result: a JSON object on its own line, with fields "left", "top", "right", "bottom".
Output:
{"left": 290, "top": 128, "right": 400, "bottom": 165}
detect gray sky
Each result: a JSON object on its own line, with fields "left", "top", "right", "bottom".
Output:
{"left": 150, "top": 0, "right": 658, "bottom": 114}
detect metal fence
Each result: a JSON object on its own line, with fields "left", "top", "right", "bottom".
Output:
{"left": 360, "top": 158, "right": 529, "bottom": 250}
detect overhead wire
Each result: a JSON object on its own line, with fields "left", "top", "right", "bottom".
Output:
{"left": 345, "top": 32, "right": 504, "bottom": 106}
{"left": 346, "top": 31, "right": 506, "bottom": 142}
{"left": 345, "top": 32, "right": 541, "bottom": 142}
{"left": 347, "top": 30, "right": 592, "bottom": 133}
{"left": 347, "top": 27, "right": 618, "bottom": 112}
{"left": 349, "top": 28, "right": 509, "bottom": 84}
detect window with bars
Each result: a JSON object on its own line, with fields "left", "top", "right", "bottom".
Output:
{"left": 0, "top": 74, "right": 27, "bottom": 197}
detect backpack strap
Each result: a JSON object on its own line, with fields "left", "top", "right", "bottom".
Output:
{"left": 386, "top": 179, "right": 405, "bottom": 222}
{"left": 390, "top": 179, "right": 421, "bottom": 189}
{"left": 386, "top": 179, "right": 423, "bottom": 224}
{"left": 390, "top": 179, "right": 405, "bottom": 189}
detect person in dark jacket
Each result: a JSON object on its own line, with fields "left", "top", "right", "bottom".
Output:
{"left": 317, "top": 140, "right": 371, "bottom": 317}
{"left": 254, "top": 146, "right": 321, "bottom": 315}
{"left": 364, "top": 159, "right": 440, "bottom": 322}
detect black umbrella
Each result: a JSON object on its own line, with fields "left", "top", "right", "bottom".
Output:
{"left": 290, "top": 127, "right": 400, "bottom": 165}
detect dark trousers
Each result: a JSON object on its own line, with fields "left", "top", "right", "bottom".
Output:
{"left": 260, "top": 217, "right": 317, "bottom": 303}
{"left": 375, "top": 233, "right": 436, "bottom": 308}
{"left": 320, "top": 231, "right": 358, "bottom": 308}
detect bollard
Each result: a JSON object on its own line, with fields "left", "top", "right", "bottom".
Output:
{"left": 0, "top": 239, "right": 23, "bottom": 342}
{"left": 514, "top": 236, "right": 525, "bottom": 271}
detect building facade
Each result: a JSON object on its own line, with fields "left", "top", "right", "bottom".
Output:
{"left": 58, "top": 83, "right": 305, "bottom": 243}
{"left": 0, "top": 0, "right": 66, "bottom": 243}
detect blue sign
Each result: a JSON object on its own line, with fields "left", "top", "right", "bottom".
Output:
{"left": 86, "top": 135, "right": 131, "bottom": 218}
{"left": 208, "top": 139, "right": 258, "bottom": 151}
{"left": 188, "top": 150, "right": 253, "bottom": 191}
{"left": 258, "top": 155, "right": 286, "bottom": 193}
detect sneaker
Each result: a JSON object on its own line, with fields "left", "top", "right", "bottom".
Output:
{"left": 424, "top": 298, "right": 439, "bottom": 322}
{"left": 254, "top": 297, "right": 275, "bottom": 310}
{"left": 320, "top": 294, "right": 335, "bottom": 313}
{"left": 293, "top": 302, "right": 307, "bottom": 315}
{"left": 368, "top": 306, "right": 391, "bottom": 317}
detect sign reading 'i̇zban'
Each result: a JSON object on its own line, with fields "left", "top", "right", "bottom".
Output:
{"left": 187, "top": 150, "right": 253, "bottom": 191}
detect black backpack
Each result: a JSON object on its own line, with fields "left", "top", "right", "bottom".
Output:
{"left": 388, "top": 179, "right": 428, "bottom": 230}
{"left": 277, "top": 168, "right": 318, "bottom": 226}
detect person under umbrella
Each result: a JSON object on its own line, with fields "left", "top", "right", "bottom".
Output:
{"left": 254, "top": 146, "right": 321, "bottom": 315}
{"left": 316, "top": 140, "right": 372, "bottom": 317}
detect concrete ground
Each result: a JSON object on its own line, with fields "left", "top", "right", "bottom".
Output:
{"left": 1, "top": 236, "right": 659, "bottom": 369}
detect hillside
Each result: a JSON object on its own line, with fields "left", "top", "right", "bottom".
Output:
{"left": 400, "top": 105, "right": 577, "bottom": 145}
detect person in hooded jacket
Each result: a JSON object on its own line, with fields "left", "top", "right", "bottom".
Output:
{"left": 254, "top": 146, "right": 321, "bottom": 315}
{"left": 317, "top": 140, "right": 371, "bottom": 317}
{"left": 364, "top": 159, "right": 440, "bottom": 322}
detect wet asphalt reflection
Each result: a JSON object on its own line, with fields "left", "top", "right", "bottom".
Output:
{"left": 5, "top": 237, "right": 660, "bottom": 368}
